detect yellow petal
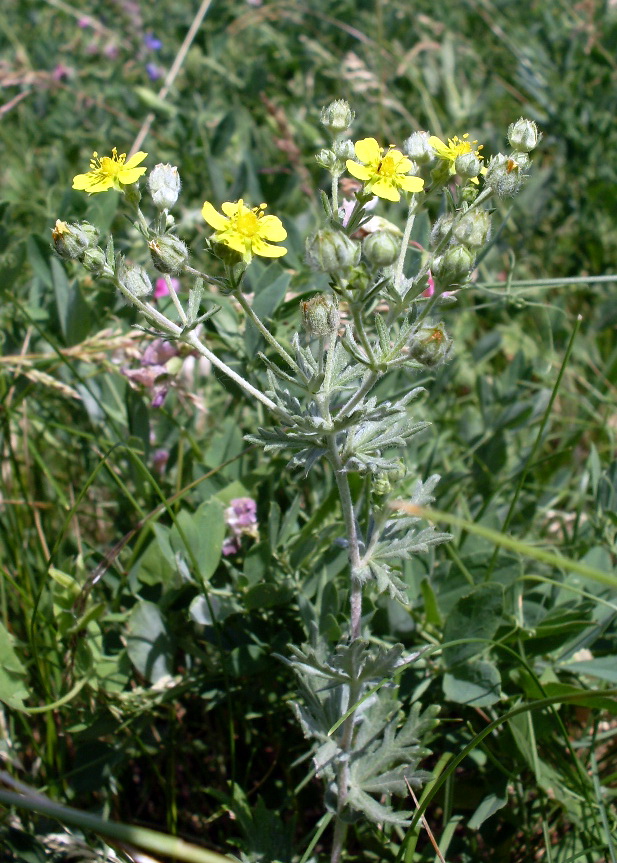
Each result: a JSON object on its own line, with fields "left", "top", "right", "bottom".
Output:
{"left": 221, "top": 234, "right": 248, "bottom": 255}
{"left": 369, "top": 179, "right": 400, "bottom": 202}
{"left": 202, "top": 201, "right": 229, "bottom": 230}
{"left": 354, "top": 137, "right": 381, "bottom": 163}
{"left": 388, "top": 150, "right": 412, "bottom": 173}
{"left": 259, "top": 215, "right": 287, "bottom": 242}
{"left": 72, "top": 172, "right": 95, "bottom": 190}
{"left": 398, "top": 175, "right": 425, "bottom": 193}
{"left": 346, "top": 160, "right": 372, "bottom": 181}
{"left": 118, "top": 166, "right": 147, "bottom": 184}
{"left": 428, "top": 135, "right": 446, "bottom": 153}
{"left": 124, "top": 151, "right": 148, "bottom": 169}
{"left": 252, "top": 238, "right": 287, "bottom": 258}
{"left": 222, "top": 200, "right": 244, "bottom": 218}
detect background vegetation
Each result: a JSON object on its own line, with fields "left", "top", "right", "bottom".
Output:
{"left": 1, "top": 1, "right": 616, "bottom": 861}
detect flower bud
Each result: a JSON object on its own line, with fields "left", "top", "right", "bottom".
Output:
{"left": 148, "top": 163, "right": 181, "bottom": 210}
{"left": 453, "top": 209, "right": 491, "bottom": 249}
{"left": 81, "top": 246, "right": 108, "bottom": 276}
{"left": 403, "top": 131, "right": 434, "bottom": 165}
{"left": 51, "top": 220, "right": 93, "bottom": 259}
{"left": 372, "top": 472, "right": 391, "bottom": 496}
{"left": 455, "top": 151, "right": 481, "bottom": 181}
{"left": 316, "top": 149, "right": 339, "bottom": 171}
{"left": 333, "top": 138, "right": 355, "bottom": 161}
{"left": 117, "top": 259, "right": 153, "bottom": 297}
{"left": 148, "top": 234, "right": 189, "bottom": 274}
{"left": 432, "top": 245, "right": 474, "bottom": 286}
{"left": 409, "top": 322, "right": 452, "bottom": 367}
{"left": 430, "top": 213, "right": 455, "bottom": 249}
{"left": 484, "top": 154, "right": 526, "bottom": 198}
{"left": 507, "top": 118, "right": 540, "bottom": 153}
{"left": 301, "top": 294, "right": 340, "bottom": 337}
{"left": 320, "top": 100, "right": 354, "bottom": 134}
{"left": 305, "top": 229, "right": 360, "bottom": 273}
{"left": 363, "top": 230, "right": 401, "bottom": 267}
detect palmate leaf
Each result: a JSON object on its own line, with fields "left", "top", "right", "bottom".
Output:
{"left": 345, "top": 694, "right": 439, "bottom": 825}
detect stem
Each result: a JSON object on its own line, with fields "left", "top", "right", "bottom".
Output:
{"left": 326, "top": 436, "right": 362, "bottom": 640}
{"left": 233, "top": 289, "right": 302, "bottom": 376}
{"left": 115, "top": 283, "right": 283, "bottom": 416}
{"left": 331, "top": 171, "right": 340, "bottom": 217}
{"left": 393, "top": 196, "right": 419, "bottom": 294}
{"left": 184, "top": 330, "right": 283, "bottom": 416}
{"left": 349, "top": 304, "right": 377, "bottom": 365}
{"left": 166, "top": 273, "right": 188, "bottom": 325}
{"left": 337, "top": 370, "right": 380, "bottom": 419}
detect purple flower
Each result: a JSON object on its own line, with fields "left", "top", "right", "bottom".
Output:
{"left": 225, "top": 498, "right": 258, "bottom": 533}
{"left": 144, "top": 32, "right": 163, "bottom": 51}
{"left": 146, "top": 63, "right": 162, "bottom": 82}
{"left": 152, "top": 449, "right": 169, "bottom": 473}
{"left": 142, "top": 339, "right": 178, "bottom": 366}
{"left": 222, "top": 498, "right": 259, "bottom": 555}
{"left": 222, "top": 536, "right": 241, "bottom": 557}
{"left": 121, "top": 339, "right": 179, "bottom": 408}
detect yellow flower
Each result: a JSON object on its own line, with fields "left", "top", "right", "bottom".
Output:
{"left": 72, "top": 148, "right": 148, "bottom": 194}
{"left": 345, "top": 138, "right": 424, "bottom": 202}
{"left": 428, "top": 133, "right": 484, "bottom": 183}
{"left": 202, "top": 199, "right": 287, "bottom": 263}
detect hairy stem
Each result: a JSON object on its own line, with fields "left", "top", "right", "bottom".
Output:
{"left": 233, "top": 289, "right": 303, "bottom": 376}
{"left": 393, "top": 196, "right": 420, "bottom": 294}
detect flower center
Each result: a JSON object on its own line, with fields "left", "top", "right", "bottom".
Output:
{"left": 90, "top": 148, "right": 127, "bottom": 178}
{"left": 235, "top": 210, "right": 259, "bottom": 237}
{"left": 447, "top": 135, "right": 483, "bottom": 161}
{"left": 376, "top": 151, "right": 400, "bottom": 178}
{"left": 233, "top": 203, "right": 267, "bottom": 238}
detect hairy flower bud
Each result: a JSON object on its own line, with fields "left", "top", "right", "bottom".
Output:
{"left": 333, "top": 138, "right": 355, "bottom": 161}
{"left": 320, "top": 100, "right": 354, "bottom": 134}
{"left": 117, "top": 259, "right": 153, "bottom": 297}
{"left": 403, "top": 131, "right": 434, "bottom": 165}
{"left": 430, "top": 213, "right": 455, "bottom": 249}
{"left": 148, "top": 163, "right": 181, "bottom": 210}
{"left": 363, "top": 229, "right": 401, "bottom": 267}
{"left": 432, "top": 244, "right": 475, "bottom": 286}
{"left": 455, "top": 151, "right": 481, "bottom": 181}
{"left": 409, "top": 322, "right": 452, "bottom": 367}
{"left": 484, "top": 154, "right": 527, "bottom": 198}
{"left": 81, "top": 246, "right": 108, "bottom": 276}
{"left": 149, "top": 234, "right": 189, "bottom": 274}
{"left": 453, "top": 209, "right": 491, "bottom": 249}
{"left": 316, "top": 149, "right": 339, "bottom": 171}
{"left": 301, "top": 294, "right": 340, "bottom": 337}
{"left": 51, "top": 219, "right": 97, "bottom": 259}
{"left": 372, "top": 472, "right": 391, "bottom": 496}
{"left": 507, "top": 118, "right": 540, "bottom": 153}
{"left": 305, "top": 229, "right": 360, "bottom": 273}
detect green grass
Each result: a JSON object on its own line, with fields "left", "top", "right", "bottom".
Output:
{"left": 1, "top": 1, "right": 616, "bottom": 861}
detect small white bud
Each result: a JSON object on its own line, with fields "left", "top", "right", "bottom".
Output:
{"left": 403, "top": 131, "right": 434, "bottom": 165}
{"left": 148, "top": 163, "right": 181, "bottom": 210}
{"left": 320, "top": 100, "right": 354, "bottom": 134}
{"left": 507, "top": 118, "right": 541, "bottom": 153}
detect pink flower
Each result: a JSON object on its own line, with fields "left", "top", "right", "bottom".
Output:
{"left": 422, "top": 270, "right": 435, "bottom": 297}
{"left": 154, "top": 276, "right": 180, "bottom": 298}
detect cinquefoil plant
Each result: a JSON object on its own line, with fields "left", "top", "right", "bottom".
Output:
{"left": 54, "top": 104, "right": 538, "bottom": 862}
